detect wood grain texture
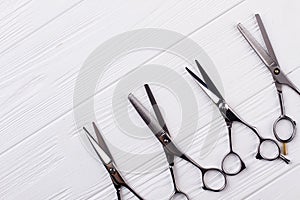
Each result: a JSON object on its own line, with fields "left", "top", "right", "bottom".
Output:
{"left": 1, "top": 0, "right": 300, "bottom": 199}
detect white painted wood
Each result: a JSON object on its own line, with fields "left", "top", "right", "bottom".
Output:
{"left": 1, "top": 0, "right": 300, "bottom": 199}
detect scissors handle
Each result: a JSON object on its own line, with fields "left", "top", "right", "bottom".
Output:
{"left": 180, "top": 154, "right": 227, "bottom": 192}
{"left": 221, "top": 123, "right": 246, "bottom": 176}
{"left": 201, "top": 168, "right": 227, "bottom": 192}
{"left": 168, "top": 166, "right": 190, "bottom": 200}
{"left": 226, "top": 122, "right": 234, "bottom": 152}
{"left": 106, "top": 163, "right": 143, "bottom": 200}
{"left": 221, "top": 151, "right": 246, "bottom": 176}
{"left": 169, "top": 165, "right": 179, "bottom": 192}
{"left": 237, "top": 120, "right": 290, "bottom": 164}
{"left": 115, "top": 186, "right": 143, "bottom": 200}
{"left": 123, "top": 185, "right": 144, "bottom": 200}
{"left": 116, "top": 188, "right": 121, "bottom": 200}
{"left": 256, "top": 138, "right": 290, "bottom": 164}
{"left": 169, "top": 191, "right": 189, "bottom": 200}
{"left": 273, "top": 115, "right": 296, "bottom": 143}
{"left": 274, "top": 91, "right": 297, "bottom": 143}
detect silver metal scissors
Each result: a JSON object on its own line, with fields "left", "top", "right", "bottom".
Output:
{"left": 238, "top": 14, "right": 300, "bottom": 155}
{"left": 83, "top": 123, "right": 143, "bottom": 200}
{"left": 185, "top": 60, "right": 290, "bottom": 175}
{"left": 128, "top": 91, "right": 227, "bottom": 192}
{"left": 144, "top": 84, "right": 189, "bottom": 199}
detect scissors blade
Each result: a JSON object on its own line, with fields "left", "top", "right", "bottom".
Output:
{"left": 237, "top": 23, "right": 276, "bottom": 68}
{"left": 144, "top": 84, "right": 170, "bottom": 134}
{"left": 195, "top": 60, "right": 224, "bottom": 100}
{"left": 144, "top": 84, "right": 174, "bottom": 164}
{"left": 92, "top": 122, "right": 114, "bottom": 162}
{"left": 83, "top": 127, "right": 111, "bottom": 164}
{"left": 255, "top": 14, "right": 279, "bottom": 65}
{"left": 128, "top": 93, "right": 164, "bottom": 136}
{"left": 185, "top": 67, "right": 221, "bottom": 104}
{"left": 129, "top": 94, "right": 185, "bottom": 158}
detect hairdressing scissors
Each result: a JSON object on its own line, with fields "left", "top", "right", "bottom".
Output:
{"left": 144, "top": 84, "right": 189, "bottom": 199}
{"left": 128, "top": 92, "right": 227, "bottom": 192}
{"left": 83, "top": 123, "right": 143, "bottom": 200}
{"left": 185, "top": 60, "right": 290, "bottom": 175}
{"left": 237, "top": 14, "right": 300, "bottom": 155}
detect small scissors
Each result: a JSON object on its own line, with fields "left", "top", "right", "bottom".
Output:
{"left": 83, "top": 123, "right": 143, "bottom": 200}
{"left": 238, "top": 14, "right": 300, "bottom": 155}
{"left": 144, "top": 84, "right": 189, "bottom": 199}
{"left": 185, "top": 60, "right": 290, "bottom": 176}
{"left": 128, "top": 91, "right": 227, "bottom": 192}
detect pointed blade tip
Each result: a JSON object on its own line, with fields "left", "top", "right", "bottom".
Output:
{"left": 92, "top": 122, "right": 99, "bottom": 133}
{"left": 237, "top": 23, "right": 243, "bottom": 30}
{"left": 185, "top": 67, "right": 192, "bottom": 73}
{"left": 83, "top": 127, "right": 93, "bottom": 139}
{"left": 83, "top": 127, "right": 90, "bottom": 135}
{"left": 128, "top": 93, "right": 134, "bottom": 100}
{"left": 144, "top": 84, "right": 151, "bottom": 93}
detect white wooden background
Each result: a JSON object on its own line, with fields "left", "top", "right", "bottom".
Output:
{"left": 1, "top": 0, "right": 300, "bottom": 199}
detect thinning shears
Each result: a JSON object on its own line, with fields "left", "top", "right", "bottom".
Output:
{"left": 238, "top": 14, "right": 300, "bottom": 155}
{"left": 185, "top": 60, "right": 290, "bottom": 176}
{"left": 83, "top": 123, "right": 143, "bottom": 200}
{"left": 128, "top": 91, "right": 227, "bottom": 192}
{"left": 144, "top": 84, "right": 189, "bottom": 199}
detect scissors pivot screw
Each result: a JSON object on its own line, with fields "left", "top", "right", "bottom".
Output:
{"left": 109, "top": 167, "right": 116, "bottom": 174}
{"left": 274, "top": 68, "right": 280, "bottom": 75}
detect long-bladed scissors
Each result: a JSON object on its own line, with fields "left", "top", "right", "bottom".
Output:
{"left": 83, "top": 123, "right": 143, "bottom": 200}
{"left": 144, "top": 84, "right": 189, "bottom": 199}
{"left": 185, "top": 60, "right": 290, "bottom": 175}
{"left": 237, "top": 14, "right": 300, "bottom": 155}
{"left": 128, "top": 92, "right": 227, "bottom": 192}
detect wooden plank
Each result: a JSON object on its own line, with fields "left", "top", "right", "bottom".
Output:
{"left": 1, "top": 0, "right": 300, "bottom": 199}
